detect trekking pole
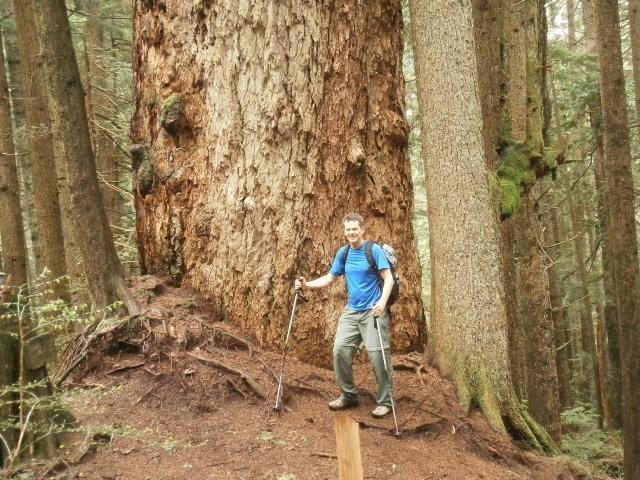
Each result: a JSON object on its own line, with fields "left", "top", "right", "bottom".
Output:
{"left": 274, "top": 288, "right": 304, "bottom": 412}
{"left": 374, "top": 314, "right": 400, "bottom": 436}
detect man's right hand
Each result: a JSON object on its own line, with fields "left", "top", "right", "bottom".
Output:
{"left": 294, "top": 277, "right": 306, "bottom": 290}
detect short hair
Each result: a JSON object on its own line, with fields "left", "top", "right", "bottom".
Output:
{"left": 342, "top": 213, "right": 364, "bottom": 227}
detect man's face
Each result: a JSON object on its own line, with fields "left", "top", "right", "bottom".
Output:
{"left": 343, "top": 220, "right": 364, "bottom": 246}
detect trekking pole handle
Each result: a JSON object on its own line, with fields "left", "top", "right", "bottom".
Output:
{"left": 294, "top": 287, "right": 308, "bottom": 302}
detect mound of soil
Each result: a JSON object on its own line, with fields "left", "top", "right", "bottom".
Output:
{"left": 41, "top": 276, "right": 591, "bottom": 479}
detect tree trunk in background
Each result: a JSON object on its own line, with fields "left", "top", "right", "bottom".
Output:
{"left": 545, "top": 202, "right": 574, "bottom": 409}
{"left": 32, "top": 0, "right": 138, "bottom": 313}
{"left": 629, "top": 0, "right": 640, "bottom": 120}
{"left": 472, "top": 0, "right": 502, "bottom": 172}
{"left": 0, "top": 29, "right": 28, "bottom": 286}
{"left": 597, "top": 162, "right": 623, "bottom": 430}
{"left": 582, "top": 0, "right": 623, "bottom": 431}
{"left": 567, "top": 0, "right": 576, "bottom": 50}
{"left": 512, "top": 184, "right": 562, "bottom": 441}
{"left": 474, "top": 0, "right": 561, "bottom": 440}
{"left": 0, "top": 330, "right": 17, "bottom": 465}
{"left": 594, "top": 0, "right": 640, "bottom": 475}
{"left": 85, "top": 0, "right": 122, "bottom": 234}
{"left": 13, "top": 0, "right": 68, "bottom": 300}
{"left": 131, "top": 0, "right": 424, "bottom": 364}
{"left": 563, "top": 170, "right": 603, "bottom": 425}
{"left": 411, "top": 0, "right": 554, "bottom": 450}
{"left": 0, "top": 1, "right": 36, "bottom": 287}
{"left": 472, "top": 0, "right": 527, "bottom": 405}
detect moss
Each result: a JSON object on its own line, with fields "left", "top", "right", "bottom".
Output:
{"left": 159, "top": 93, "right": 184, "bottom": 135}
{"left": 495, "top": 139, "right": 538, "bottom": 219}
{"left": 162, "top": 93, "right": 181, "bottom": 111}
{"left": 499, "top": 178, "right": 521, "bottom": 218}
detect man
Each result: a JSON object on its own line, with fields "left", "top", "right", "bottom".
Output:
{"left": 295, "top": 213, "right": 394, "bottom": 418}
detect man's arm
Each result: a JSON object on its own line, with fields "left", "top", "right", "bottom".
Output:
{"left": 372, "top": 268, "right": 393, "bottom": 317}
{"left": 295, "top": 273, "right": 337, "bottom": 290}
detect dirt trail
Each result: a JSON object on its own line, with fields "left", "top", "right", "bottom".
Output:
{"left": 41, "top": 276, "right": 590, "bottom": 480}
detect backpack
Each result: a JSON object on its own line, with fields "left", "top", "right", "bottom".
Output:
{"left": 340, "top": 241, "right": 400, "bottom": 307}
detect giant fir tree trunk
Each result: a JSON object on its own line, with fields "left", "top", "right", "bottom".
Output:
{"left": 131, "top": 0, "right": 424, "bottom": 364}
{"left": 594, "top": 0, "right": 640, "bottom": 475}
{"left": 32, "top": 0, "right": 138, "bottom": 313}
{"left": 410, "top": 0, "right": 554, "bottom": 450}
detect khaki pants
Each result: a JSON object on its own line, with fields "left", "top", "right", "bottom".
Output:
{"left": 332, "top": 307, "right": 393, "bottom": 407}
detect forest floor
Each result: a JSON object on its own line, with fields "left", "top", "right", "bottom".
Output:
{"left": 21, "top": 276, "right": 600, "bottom": 480}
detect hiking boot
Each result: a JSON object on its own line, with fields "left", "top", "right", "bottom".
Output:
{"left": 328, "top": 398, "right": 359, "bottom": 411}
{"left": 371, "top": 405, "right": 391, "bottom": 418}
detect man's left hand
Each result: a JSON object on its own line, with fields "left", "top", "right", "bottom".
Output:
{"left": 371, "top": 302, "right": 386, "bottom": 317}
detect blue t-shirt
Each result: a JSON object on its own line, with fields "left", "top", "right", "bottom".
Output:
{"left": 329, "top": 241, "right": 391, "bottom": 311}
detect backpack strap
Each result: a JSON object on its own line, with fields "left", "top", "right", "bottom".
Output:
{"left": 364, "top": 241, "right": 377, "bottom": 271}
{"left": 340, "top": 245, "right": 350, "bottom": 271}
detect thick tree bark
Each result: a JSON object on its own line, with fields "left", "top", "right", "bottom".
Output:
{"left": 131, "top": 0, "right": 424, "bottom": 364}
{"left": 411, "top": 0, "right": 555, "bottom": 450}
{"left": 0, "top": 29, "right": 28, "bottom": 287}
{"left": 32, "top": 0, "right": 138, "bottom": 313}
{"left": 13, "top": 0, "right": 68, "bottom": 300}
{"left": 594, "top": 0, "right": 640, "bottom": 475}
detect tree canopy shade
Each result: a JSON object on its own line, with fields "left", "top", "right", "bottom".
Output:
{"left": 131, "top": 1, "right": 425, "bottom": 363}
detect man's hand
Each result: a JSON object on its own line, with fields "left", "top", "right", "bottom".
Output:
{"left": 294, "top": 277, "right": 306, "bottom": 290}
{"left": 371, "top": 301, "right": 386, "bottom": 317}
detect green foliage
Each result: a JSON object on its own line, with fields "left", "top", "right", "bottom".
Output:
{"left": 561, "top": 405, "right": 623, "bottom": 478}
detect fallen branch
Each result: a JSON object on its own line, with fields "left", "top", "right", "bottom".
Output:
{"left": 198, "top": 322, "right": 253, "bottom": 355}
{"left": 256, "top": 356, "right": 279, "bottom": 383}
{"left": 187, "top": 352, "right": 267, "bottom": 399}
{"left": 105, "top": 361, "right": 146, "bottom": 375}
{"left": 311, "top": 452, "right": 337, "bottom": 459}
{"left": 55, "top": 351, "right": 88, "bottom": 387}
{"left": 135, "top": 383, "right": 161, "bottom": 405}
{"left": 143, "top": 367, "right": 165, "bottom": 378}
{"left": 225, "top": 378, "right": 248, "bottom": 399}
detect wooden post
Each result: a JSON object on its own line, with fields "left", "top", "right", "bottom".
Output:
{"left": 334, "top": 414, "right": 363, "bottom": 480}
